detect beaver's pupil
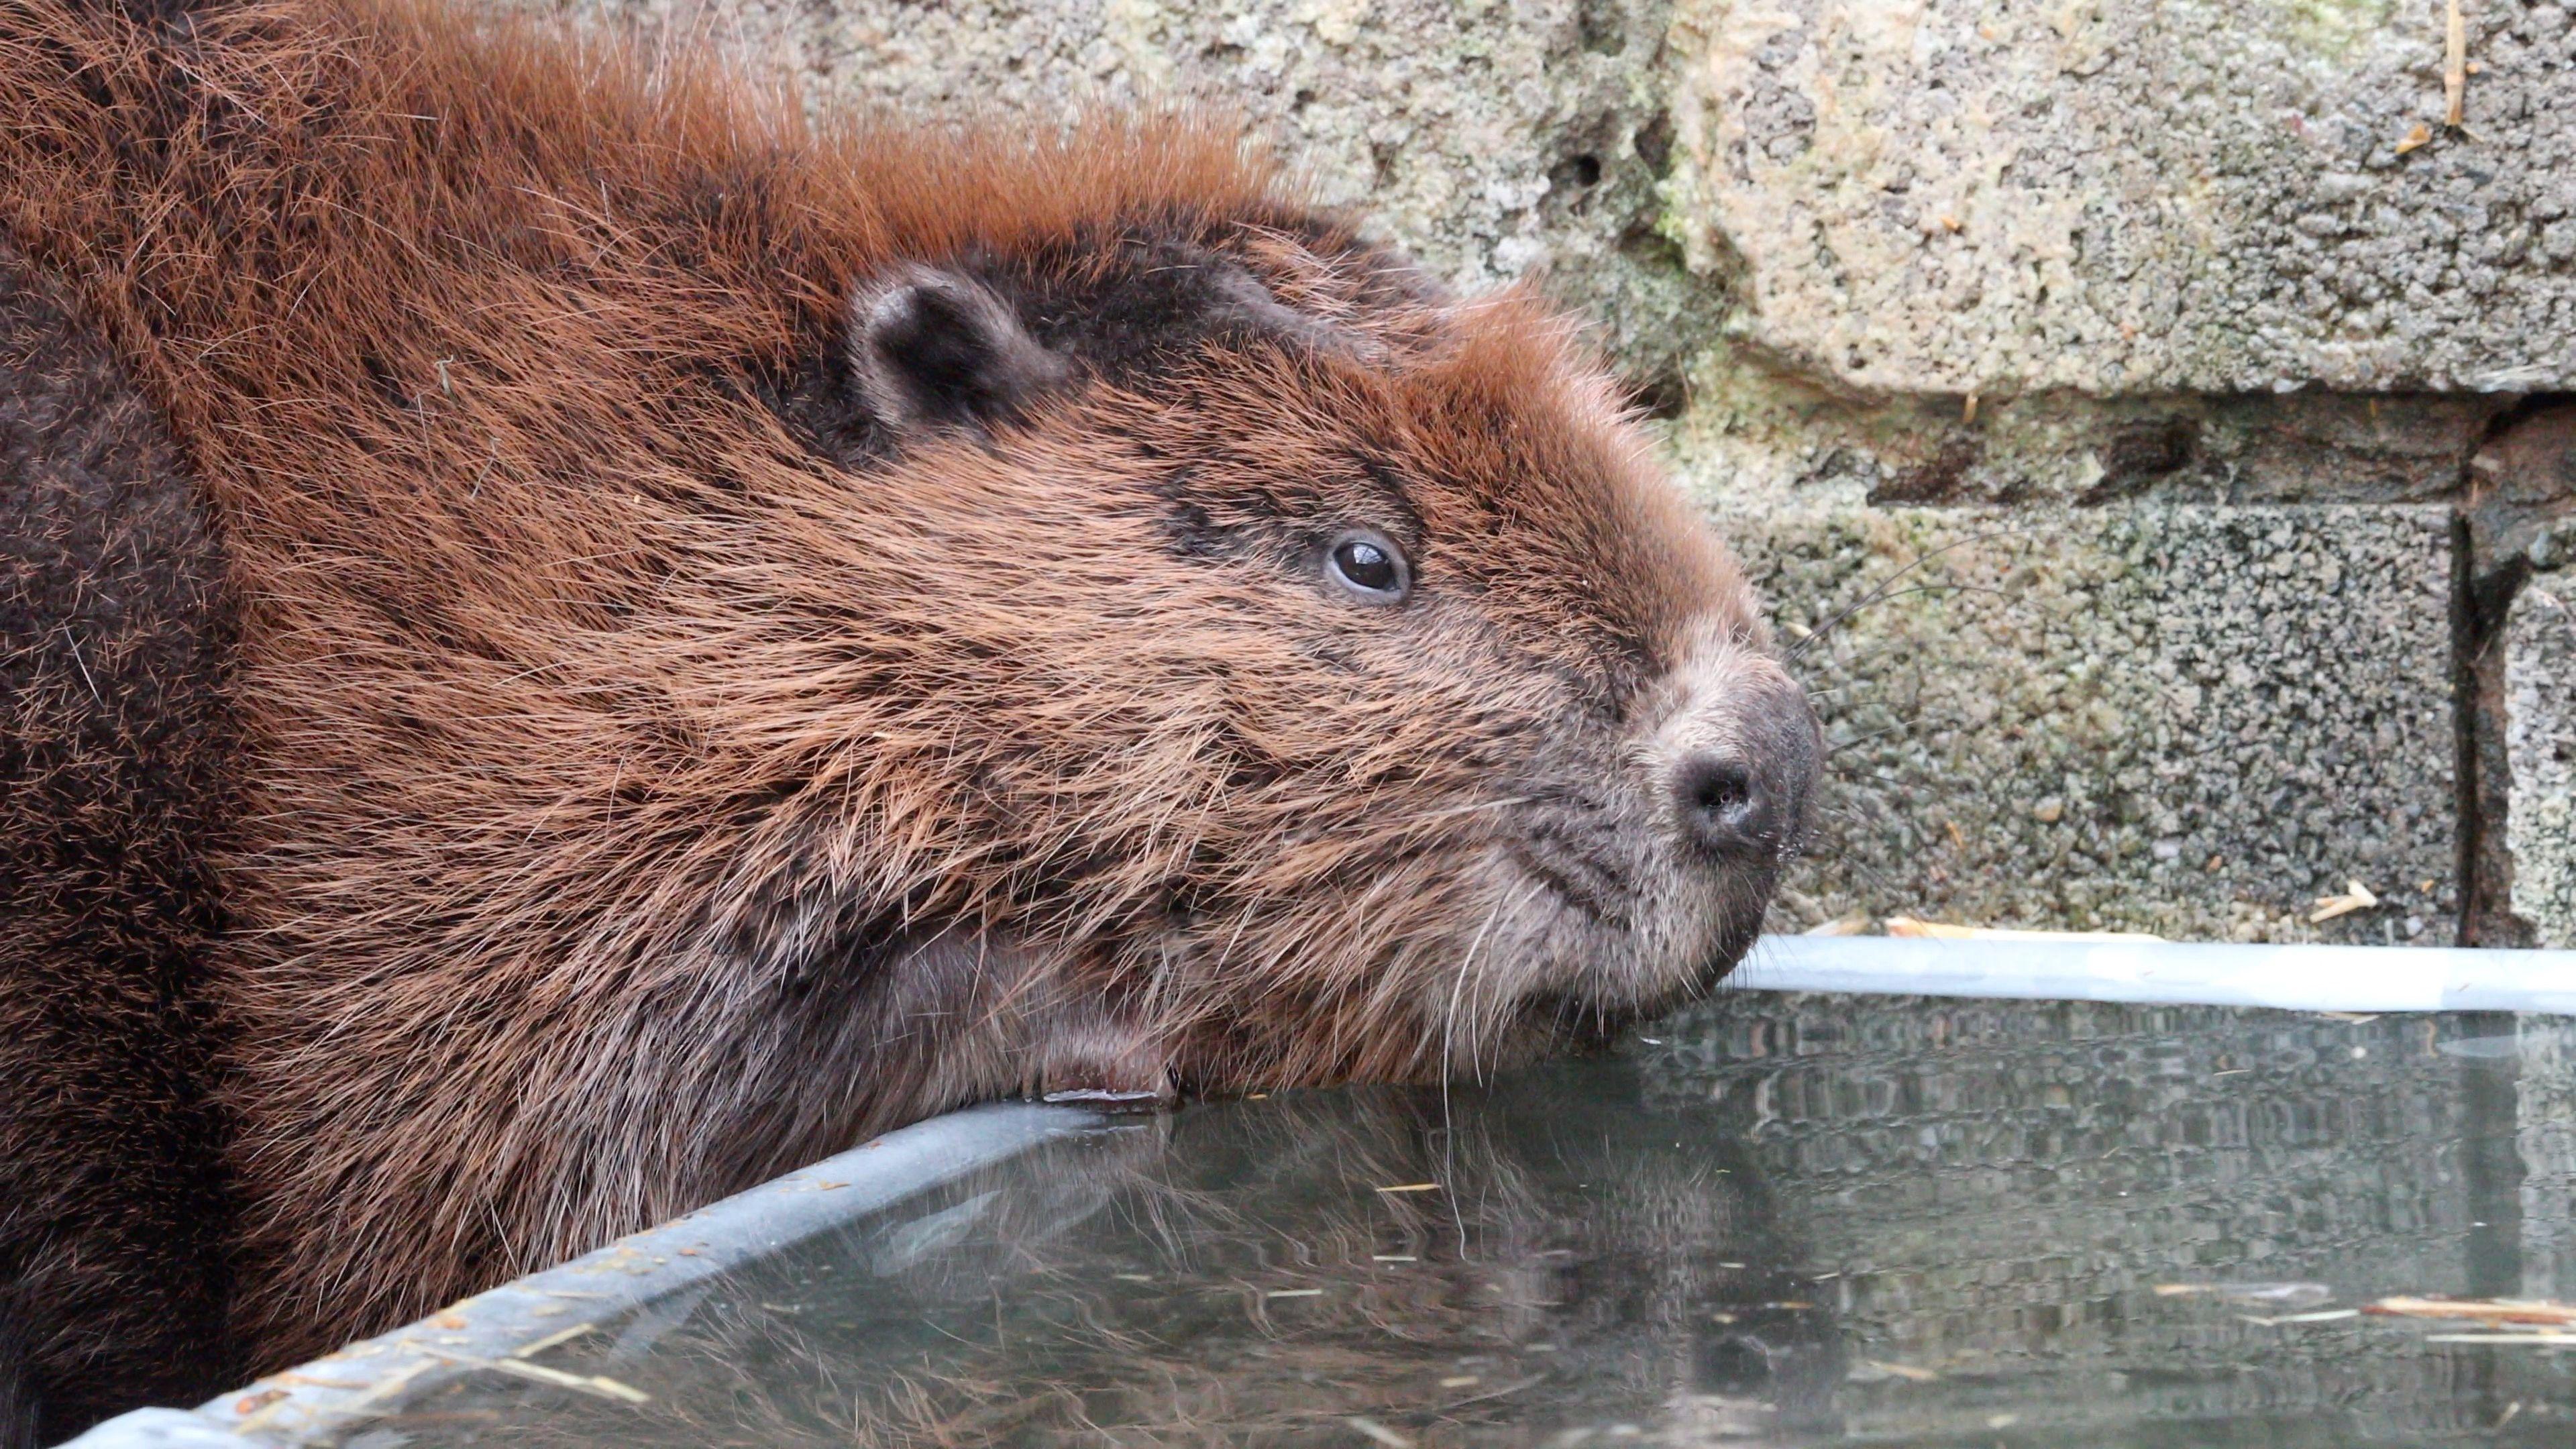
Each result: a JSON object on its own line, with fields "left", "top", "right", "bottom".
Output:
{"left": 1336, "top": 539, "right": 1395, "bottom": 591}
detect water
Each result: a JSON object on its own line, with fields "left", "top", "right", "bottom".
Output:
{"left": 348, "top": 996, "right": 2576, "bottom": 1446}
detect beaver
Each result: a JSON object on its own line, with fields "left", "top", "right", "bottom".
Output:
{"left": 0, "top": 0, "right": 1818, "bottom": 1438}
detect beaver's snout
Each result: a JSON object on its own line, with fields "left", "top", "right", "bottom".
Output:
{"left": 1666, "top": 668, "right": 1818, "bottom": 867}
{"left": 1479, "top": 635, "right": 1819, "bottom": 1051}
{"left": 1492, "top": 645, "right": 1819, "bottom": 1028}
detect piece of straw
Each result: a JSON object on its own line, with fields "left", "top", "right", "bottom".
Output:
{"left": 2445, "top": 0, "right": 2467, "bottom": 128}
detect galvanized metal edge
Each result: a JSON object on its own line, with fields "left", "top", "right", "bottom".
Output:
{"left": 60, "top": 1100, "right": 1106, "bottom": 1449}
{"left": 1736, "top": 934, "right": 2576, "bottom": 1014}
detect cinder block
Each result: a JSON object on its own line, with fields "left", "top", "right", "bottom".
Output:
{"left": 1666, "top": 0, "right": 2576, "bottom": 394}
{"left": 2508, "top": 579, "right": 2576, "bottom": 946}
{"left": 1718, "top": 502, "right": 2459, "bottom": 942}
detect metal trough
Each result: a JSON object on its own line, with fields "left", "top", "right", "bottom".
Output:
{"left": 59, "top": 934, "right": 2576, "bottom": 1448}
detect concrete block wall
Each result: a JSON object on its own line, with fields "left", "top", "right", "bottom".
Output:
{"left": 557, "top": 0, "right": 2576, "bottom": 945}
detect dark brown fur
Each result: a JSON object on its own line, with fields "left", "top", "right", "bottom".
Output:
{"left": 0, "top": 237, "right": 241, "bottom": 1444}
{"left": 0, "top": 0, "right": 1815, "bottom": 1436}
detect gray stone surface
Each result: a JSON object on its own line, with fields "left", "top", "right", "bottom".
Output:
{"left": 2508, "top": 578, "right": 2576, "bottom": 947}
{"left": 1723, "top": 503, "right": 2459, "bottom": 942}
{"left": 1666, "top": 375, "right": 2504, "bottom": 513}
{"left": 1667, "top": 0, "right": 2576, "bottom": 394}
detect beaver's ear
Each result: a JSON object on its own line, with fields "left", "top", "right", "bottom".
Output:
{"left": 845, "top": 264, "right": 1071, "bottom": 435}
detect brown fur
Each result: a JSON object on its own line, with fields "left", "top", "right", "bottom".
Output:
{"left": 0, "top": 0, "right": 1815, "bottom": 1432}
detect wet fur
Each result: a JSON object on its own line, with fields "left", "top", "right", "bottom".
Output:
{"left": 0, "top": 0, "right": 1805, "bottom": 1433}
{"left": 0, "top": 238, "right": 239, "bottom": 1444}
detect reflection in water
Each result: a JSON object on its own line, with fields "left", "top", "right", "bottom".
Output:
{"left": 373, "top": 998, "right": 2576, "bottom": 1447}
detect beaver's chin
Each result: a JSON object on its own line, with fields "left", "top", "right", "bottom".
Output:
{"left": 1495, "top": 992, "right": 1631, "bottom": 1057}
{"left": 1497, "top": 904, "right": 1768, "bottom": 1057}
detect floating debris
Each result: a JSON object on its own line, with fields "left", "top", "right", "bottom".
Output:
{"left": 2366, "top": 1297, "right": 2576, "bottom": 1326}
{"left": 1375, "top": 1183, "right": 1441, "bottom": 1195}
{"left": 2239, "top": 1309, "right": 2361, "bottom": 1326}
{"left": 1860, "top": 1359, "right": 1941, "bottom": 1383}
{"left": 418, "top": 1348, "right": 649, "bottom": 1404}
{"left": 1265, "top": 1288, "right": 1324, "bottom": 1299}
{"left": 506, "top": 1321, "right": 597, "bottom": 1358}
{"left": 2154, "top": 1282, "right": 2334, "bottom": 1309}
{"left": 487, "top": 1359, "right": 651, "bottom": 1404}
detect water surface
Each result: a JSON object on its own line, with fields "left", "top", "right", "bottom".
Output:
{"left": 355, "top": 996, "right": 2576, "bottom": 1446}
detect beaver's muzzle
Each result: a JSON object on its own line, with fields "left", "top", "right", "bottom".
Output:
{"left": 1665, "top": 666, "right": 1819, "bottom": 868}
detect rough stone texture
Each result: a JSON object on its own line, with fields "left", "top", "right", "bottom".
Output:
{"left": 1722, "top": 502, "right": 2459, "bottom": 942}
{"left": 1666, "top": 0, "right": 2576, "bottom": 396}
{"left": 2508, "top": 579, "right": 2576, "bottom": 947}
{"left": 1668, "top": 372, "right": 2506, "bottom": 516}
{"left": 539, "top": 0, "right": 2576, "bottom": 943}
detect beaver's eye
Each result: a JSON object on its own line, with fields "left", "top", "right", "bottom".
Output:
{"left": 1325, "top": 529, "right": 1410, "bottom": 604}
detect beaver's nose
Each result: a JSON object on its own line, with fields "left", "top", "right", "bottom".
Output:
{"left": 1674, "top": 755, "right": 1782, "bottom": 858}
{"left": 1668, "top": 674, "right": 1817, "bottom": 864}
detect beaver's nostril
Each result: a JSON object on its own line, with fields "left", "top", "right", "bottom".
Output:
{"left": 1674, "top": 755, "right": 1776, "bottom": 859}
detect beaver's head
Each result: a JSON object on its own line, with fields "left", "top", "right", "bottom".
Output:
{"left": 748, "top": 211, "right": 1816, "bottom": 1106}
